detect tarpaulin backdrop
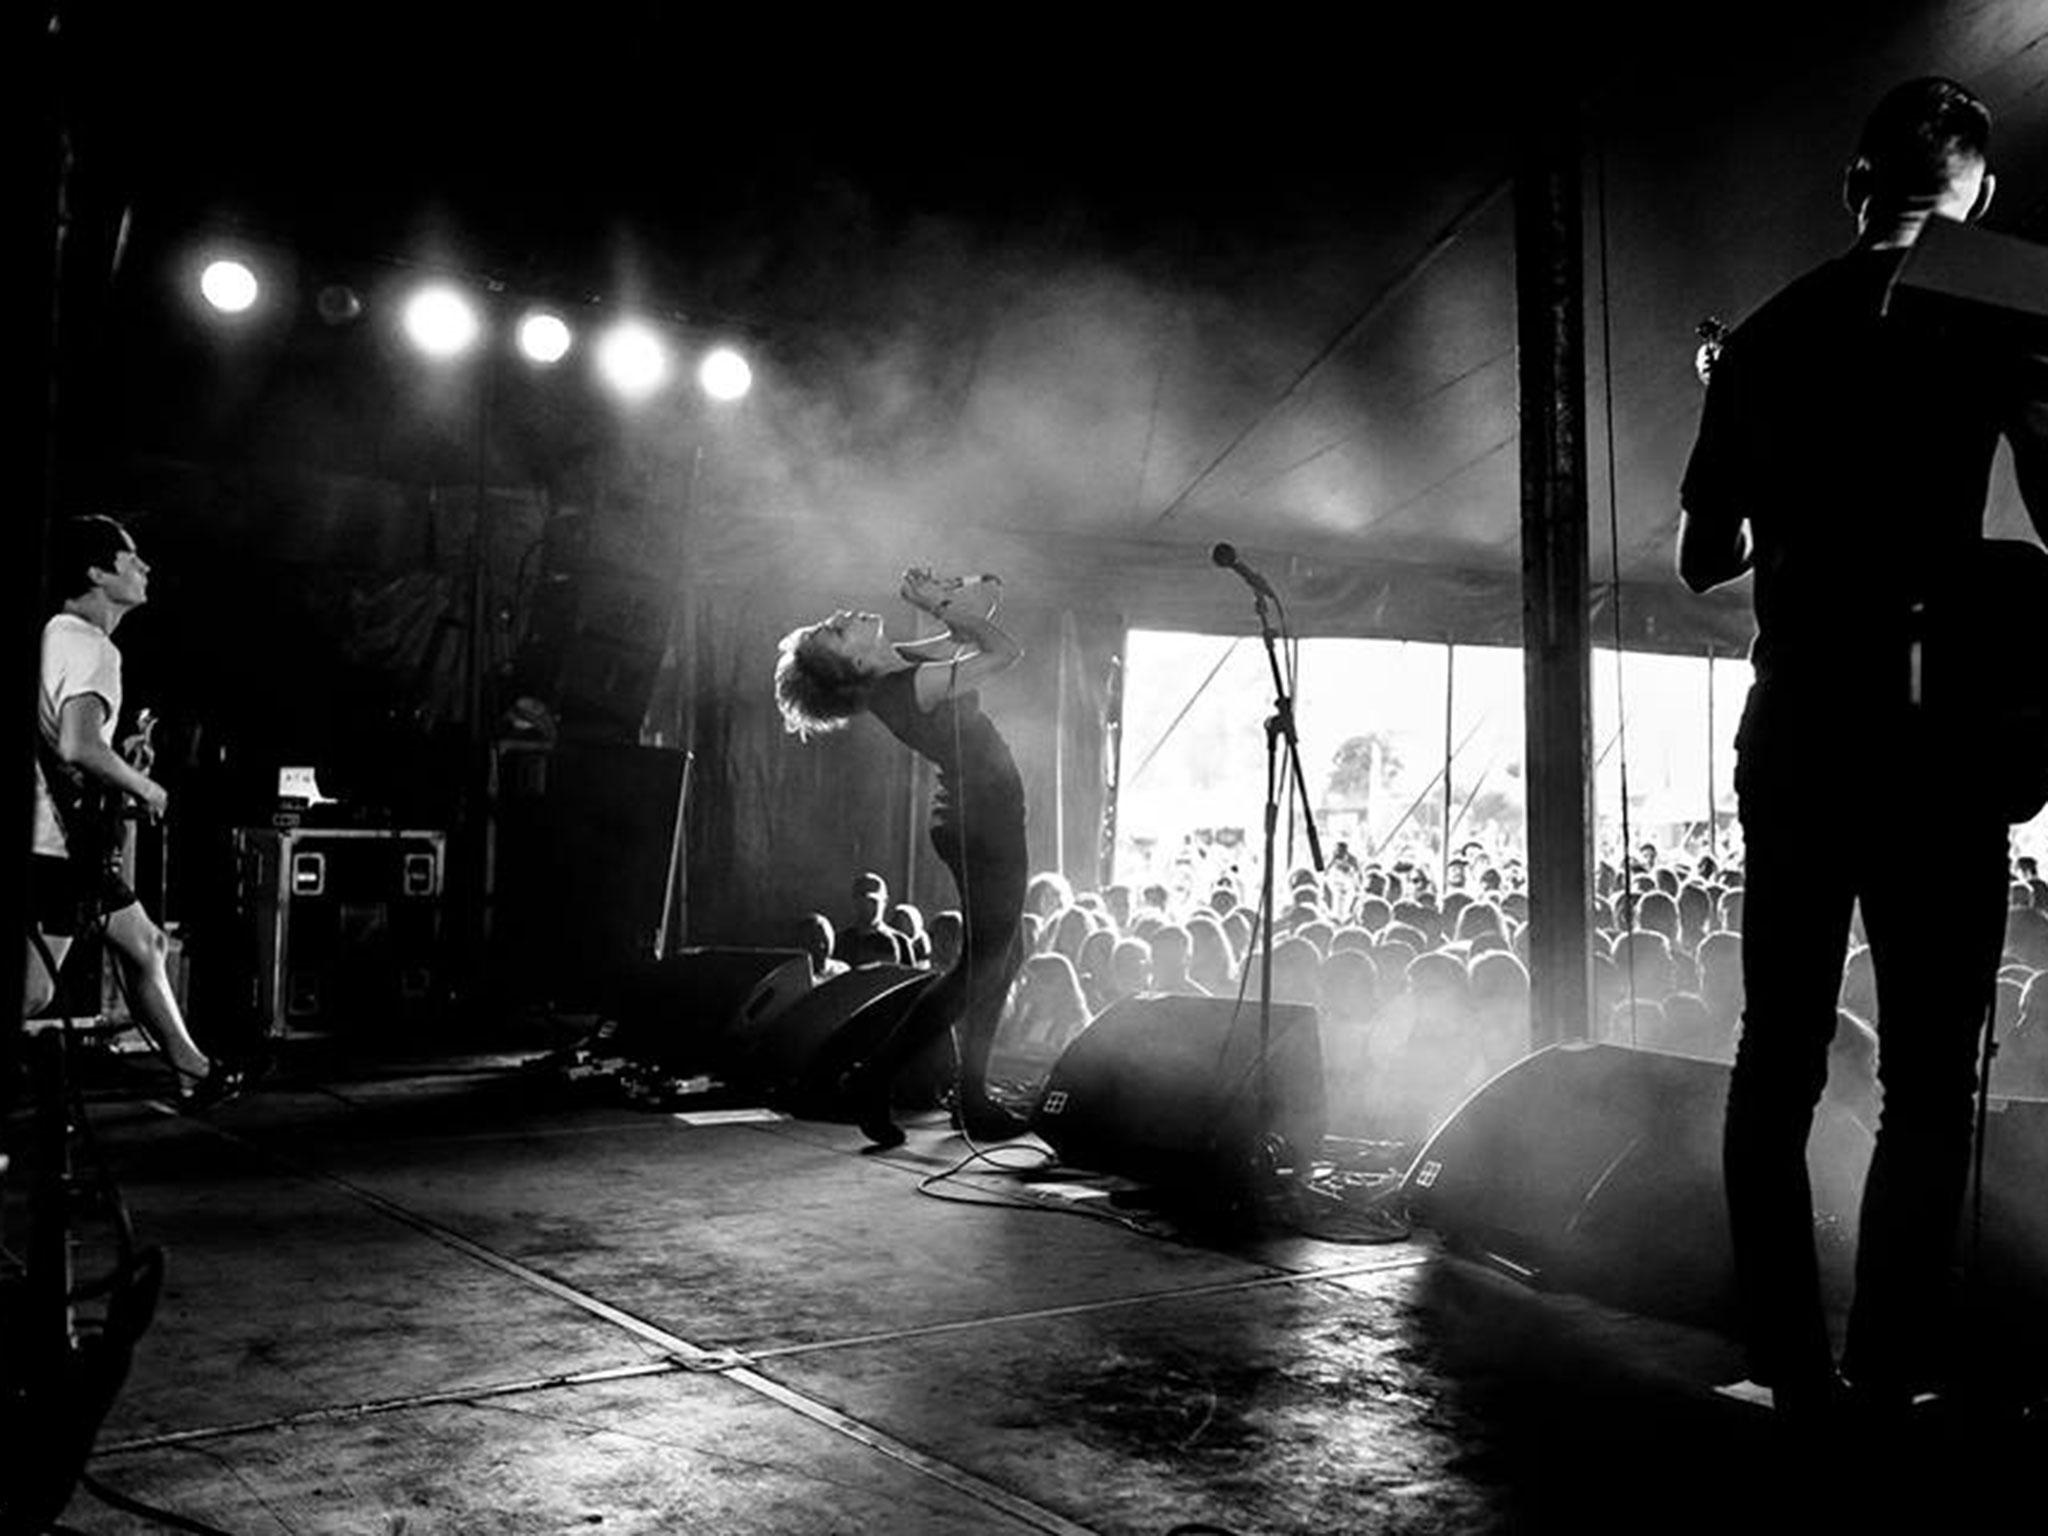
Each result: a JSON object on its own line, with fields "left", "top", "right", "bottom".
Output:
{"left": 87, "top": 457, "right": 1754, "bottom": 956}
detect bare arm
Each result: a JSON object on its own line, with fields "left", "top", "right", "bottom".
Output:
{"left": 909, "top": 609, "right": 1023, "bottom": 711}
{"left": 1676, "top": 327, "right": 1755, "bottom": 593}
{"left": 56, "top": 695, "right": 167, "bottom": 817}
{"left": 1677, "top": 507, "right": 1753, "bottom": 593}
{"left": 893, "top": 631, "right": 968, "bottom": 662}
{"left": 2009, "top": 388, "right": 2048, "bottom": 544}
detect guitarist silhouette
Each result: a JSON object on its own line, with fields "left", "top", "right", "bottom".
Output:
{"left": 26, "top": 516, "right": 236, "bottom": 1106}
{"left": 1679, "top": 77, "right": 2048, "bottom": 1425}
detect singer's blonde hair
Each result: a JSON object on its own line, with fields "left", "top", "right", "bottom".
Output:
{"left": 773, "top": 621, "right": 875, "bottom": 738}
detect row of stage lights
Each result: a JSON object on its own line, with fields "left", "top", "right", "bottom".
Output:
{"left": 196, "top": 256, "right": 754, "bottom": 404}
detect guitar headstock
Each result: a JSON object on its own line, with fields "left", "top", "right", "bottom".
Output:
{"left": 124, "top": 708, "right": 158, "bottom": 774}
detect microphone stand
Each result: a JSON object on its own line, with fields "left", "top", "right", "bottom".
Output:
{"left": 1248, "top": 587, "right": 1322, "bottom": 1199}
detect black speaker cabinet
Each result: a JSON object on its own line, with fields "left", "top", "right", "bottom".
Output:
{"left": 233, "top": 827, "right": 447, "bottom": 1035}
{"left": 725, "top": 964, "right": 936, "bottom": 1098}
{"left": 488, "top": 739, "right": 692, "bottom": 1007}
{"left": 611, "top": 947, "right": 813, "bottom": 1073}
{"left": 1031, "top": 994, "right": 1326, "bottom": 1198}
{"left": 1403, "top": 1043, "right": 1872, "bottom": 1324}
{"left": 514, "top": 566, "right": 675, "bottom": 743}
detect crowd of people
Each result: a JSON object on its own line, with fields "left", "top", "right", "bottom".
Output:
{"left": 796, "top": 838, "right": 2048, "bottom": 1148}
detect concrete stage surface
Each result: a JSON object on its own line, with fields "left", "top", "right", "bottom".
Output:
{"left": 16, "top": 1039, "right": 2041, "bottom": 1535}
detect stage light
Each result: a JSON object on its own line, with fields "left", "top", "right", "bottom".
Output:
{"left": 517, "top": 311, "right": 573, "bottom": 364}
{"left": 697, "top": 346, "right": 753, "bottom": 402}
{"left": 316, "top": 284, "right": 363, "bottom": 325}
{"left": 402, "top": 284, "right": 482, "bottom": 359}
{"left": 595, "top": 319, "right": 670, "bottom": 399}
{"left": 199, "top": 258, "right": 259, "bottom": 314}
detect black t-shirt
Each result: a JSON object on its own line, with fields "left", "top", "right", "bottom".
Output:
{"left": 866, "top": 667, "right": 1025, "bottom": 856}
{"left": 835, "top": 921, "right": 910, "bottom": 968}
{"left": 1682, "top": 244, "right": 2048, "bottom": 705}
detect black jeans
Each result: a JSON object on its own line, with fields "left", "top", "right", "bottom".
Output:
{"left": 1726, "top": 686, "right": 2008, "bottom": 1393}
{"left": 863, "top": 824, "right": 1028, "bottom": 1115}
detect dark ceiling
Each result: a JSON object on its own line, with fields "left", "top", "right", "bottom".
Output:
{"left": 42, "top": 1, "right": 2048, "bottom": 645}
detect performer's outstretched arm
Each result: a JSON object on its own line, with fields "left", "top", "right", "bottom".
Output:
{"left": 898, "top": 570, "right": 1022, "bottom": 709}
{"left": 894, "top": 631, "right": 969, "bottom": 662}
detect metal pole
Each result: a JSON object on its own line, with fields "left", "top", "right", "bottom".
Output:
{"left": 7, "top": 12, "right": 65, "bottom": 1087}
{"left": 1441, "top": 639, "right": 1456, "bottom": 892}
{"left": 1516, "top": 95, "right": 1595, "bottom": 1049}
{"left": 1705, "top": 644, "right": 1718, "bottom": 864}
{"left": 1054, "top": 612, "right": 1068, "bottom": 879}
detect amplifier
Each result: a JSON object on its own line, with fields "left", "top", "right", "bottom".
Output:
{"left": 234, "top": 827, "right": 446, "bottom": 1034}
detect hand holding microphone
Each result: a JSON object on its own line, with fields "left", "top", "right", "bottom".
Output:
{"left": 902, "top": 566, "right": 1002, "bottom": 620}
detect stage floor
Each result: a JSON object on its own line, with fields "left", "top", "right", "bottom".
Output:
{"left": 20, "top": 1038, "right": 2039, "bottom": 1534}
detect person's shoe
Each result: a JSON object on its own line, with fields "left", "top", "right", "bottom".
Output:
{"left": 832, "top": 1063, "right": 904, "bottom": 1153}
{"left": 1770, "top": 1367, "right": 1850, "bottom": 1423}
{"left": 857, "top": 1112, "right": 906, "bottom": 1153}
{"left": 177, "top": 1062, "right": 245, "bottom": 1111}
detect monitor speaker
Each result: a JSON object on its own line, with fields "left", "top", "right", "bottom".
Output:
{"left": 514, "top": 569, "right": 673, "bottom": 743}
{"left": 1031, "top": 994, "right": 1325, "bottom": 1216}
{"left": 489, "top": 740, "right": 691, "bottom": 1007}
{"left": 1402, "top": 1042, "right": 1871, "bottom": 1325}
{"left": 610, "top": 947, "right": 813, "bottom": 1074}
{"left": 1969, "top": 1095, "right": 2048, "bottom": 1384}
{"left": 727, "top": 965, "right": 933, "bottom": 1092}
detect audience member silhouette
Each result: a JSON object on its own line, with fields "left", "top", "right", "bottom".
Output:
{"left": 1076, "top": 928, "right": 1117, "bottom": 1014}
{"left": 834, "top": 874, "right": 911, "bottom": 967}
{"left": 1697, "top": 930, "right": 1745, "bottom": 1038}
{"left": 889, "top": 902, "right": 932, "bottom": 966}
{"left": 1264, "top": 934, "right": 1323, "bottom": 1010}
{"left": 798, "top": 913, "right": 850, "bottom": 982}
{"left": 995, "top": 952, "right": 1092, "bottom": 1081}
{"left": 1146, "top": 924, "right": 1199, "bottom": 994}
{"left": 1104, "top": 937, "right": 1153, "bottom": 1008}
{"left": 1186, "top": 914, "right": 1235, "bottom": 997}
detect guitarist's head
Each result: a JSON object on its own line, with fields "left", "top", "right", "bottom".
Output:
{"left": 1844, "top": 77, "right": 1994, "bottom": 244}
{"left": 53, "top": 514, "right": 151, "bottom": 630}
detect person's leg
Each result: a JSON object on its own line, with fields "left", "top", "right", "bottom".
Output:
{"left": 22, "top": 934, "right": 73, "bottom": 1019}
{"left": 25, "top": 855, "right": 80, "bottom": 1019}
{"left": 1842, "top": 813, "right": 2009, "bottom": 1399}
{"left": 1724, "top": 768, "right": 1858, "bottom": 1398}
{"left": 839, "top": 832, "right": 1029, "bottom": 1146}
{"left": 952, "top": 921, "right": 1028, "bottom": 1135}
{"left": 102, "top": 901, "right": 210, "bottom": 1082}
{"left": 945, "top": 840, "right": 1029, "bottom": 1136}
{"left": 840, "top": 962, "right": 969, "bottom": 1149}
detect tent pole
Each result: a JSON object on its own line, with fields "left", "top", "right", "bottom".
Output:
{"left": 1054, "top": 612, "right": 1069, "bottom": 880}
{"left": 1516, "top": 96, "right": 1595, "bottom": 1049}
{"left": 1441, "top": 639, "right": 1455, "bottom": 893}
{"left": 1705, "top": 645, "right": 1718, "bottom": 865}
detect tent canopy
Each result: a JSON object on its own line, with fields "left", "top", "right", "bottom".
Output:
{"left": 59, "top": 3, "right": 2048, "bottom": 652}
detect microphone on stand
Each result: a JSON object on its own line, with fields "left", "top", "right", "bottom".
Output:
{"left": 1211, "top": 542, "right": 1279, "bottom": 602}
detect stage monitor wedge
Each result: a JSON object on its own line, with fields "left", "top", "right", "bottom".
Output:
{"left": 611, "top": 947, "right": 813, "bottom": 1074}
{"left": 1032, "top": 994, "right": 1325, "bottom": 1219}
{"left": 1403, "top": 1042, "right": 1871, "bottom": 1326}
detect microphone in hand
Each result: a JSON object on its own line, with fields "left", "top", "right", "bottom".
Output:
{"left": 902, "top": 567, "right": 1001, "bottom": 618}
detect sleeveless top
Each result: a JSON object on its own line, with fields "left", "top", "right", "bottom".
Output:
{"left": 866, "top": 667, "right": 1025, "bottom": 853}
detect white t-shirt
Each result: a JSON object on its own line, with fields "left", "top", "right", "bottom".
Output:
{"left": 34, "top": 612, "right": 122, "bottom": 859}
